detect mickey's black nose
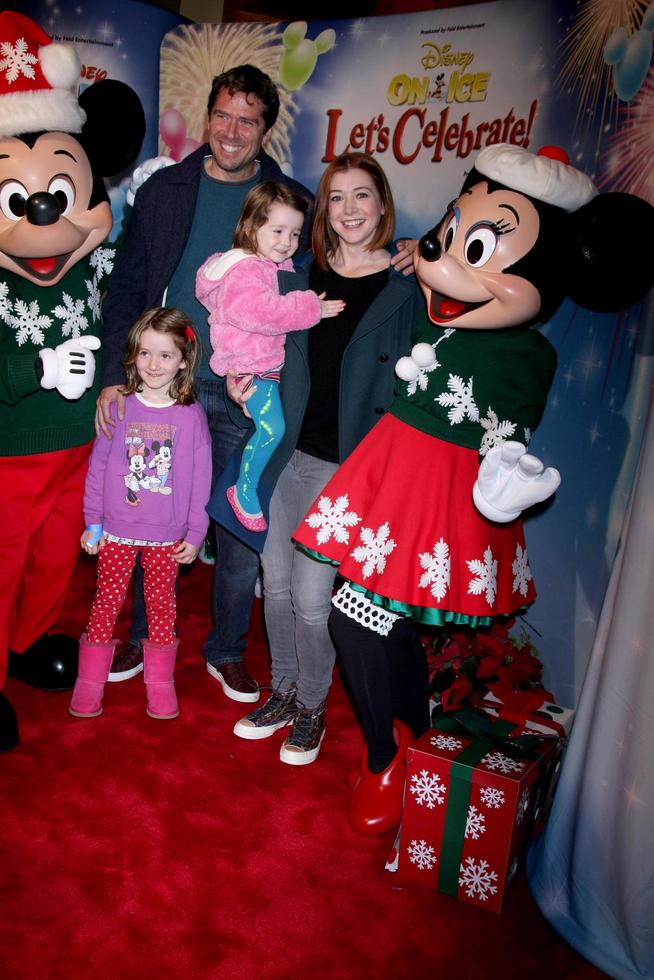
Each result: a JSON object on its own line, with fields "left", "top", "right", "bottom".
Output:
{"left": 419, "top": 229, "right": 442, "bottom": 262}
{"left": 25, "top": 192, "right": 61, "bottom": 226}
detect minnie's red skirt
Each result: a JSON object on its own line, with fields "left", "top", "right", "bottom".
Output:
{"left": 293, "top": 414, "right": 536, "bottom": 626}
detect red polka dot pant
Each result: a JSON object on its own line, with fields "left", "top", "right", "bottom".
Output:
{"left": 87, "top": 540, "right": 179, "bottom": 644}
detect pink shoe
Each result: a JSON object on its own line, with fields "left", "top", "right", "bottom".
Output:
{"left": 226, "top": 485, "right": 267, "bottom": 532}
{"left": 69, "top": 634, "right": 117, "bottom": 718}
{"left": 143, "top": 639, "right": 179, "bottom": 719}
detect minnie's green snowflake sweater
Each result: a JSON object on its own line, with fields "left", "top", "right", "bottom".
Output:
{"left": 0, "top": 246, "right": 114, "bottom": 456}
{"left": 389, "top": 309, "right": 557, "bottom": 455}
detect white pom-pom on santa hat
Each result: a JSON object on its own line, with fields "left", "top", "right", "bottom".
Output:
{"left": 475, "top": 143, "right": 597, "bottom": 212}
{"left": 0, "top": 10, "right": 84, "bottom": 138}
{"left": 39, "top": 40, "right": 81, "bottom": 90}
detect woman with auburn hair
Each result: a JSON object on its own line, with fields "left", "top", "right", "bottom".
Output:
{"left": 218, "top": 152, "right": 422, "bottom": 769}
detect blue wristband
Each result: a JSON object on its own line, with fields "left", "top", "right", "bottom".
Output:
{"left": 86, "top": 523, "right": 103, "bottom": 546}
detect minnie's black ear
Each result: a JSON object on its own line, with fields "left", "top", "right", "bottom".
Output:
{"left": 567, "top": 193, "right": 654, "bottom": 312}
{"left": 78, "top": 79, "right": 145, "bottom": 177}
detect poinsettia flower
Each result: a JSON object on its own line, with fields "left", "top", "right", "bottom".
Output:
{"left": 441, "top": 676, "right": 473, "bottom": 711}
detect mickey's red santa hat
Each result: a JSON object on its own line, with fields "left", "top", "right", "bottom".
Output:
{"left": 0, "top": 9, "right": 84, "bottom": 138}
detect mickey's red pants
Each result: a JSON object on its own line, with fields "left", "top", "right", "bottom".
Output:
{"left": 0, "top": 443, "right": 91, "bottom": 686}
{"left": 87, "top": 540, "right": 179, "bottom": 644}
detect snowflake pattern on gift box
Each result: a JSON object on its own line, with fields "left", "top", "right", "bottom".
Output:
{"left": 507, "top": 856, "right": 519, "bottom": 884}
{"left": 407, "top": 839, "right": 437, "bottom": 871}
{"left": 410, "top": 769, "right": 447, "bottom": 808}
{"left": 516, "top": 788, "right": 530, "bottom": 824}
{"left": 481, "top": 751, "right": 526, "bottom": 774}
{"left": 479, "top": 786, "right": 506, "bottom": 809}
{"left": 305, "top": 494, "right": 361, "bottom": 545}
{"left": 429, "top": 734, "right": 463, "bottom": 752}
{"left": 459, "top": 856, "right": 499, "bottom": 901}
{"left": 464, "top": 804, "right": 486, "bottom": 840}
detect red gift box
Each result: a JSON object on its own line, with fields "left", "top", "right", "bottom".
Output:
{"left": 391, "top": 714, "right": 558, "bottom": 912}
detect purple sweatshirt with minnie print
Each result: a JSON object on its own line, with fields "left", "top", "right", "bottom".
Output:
{"left": 83, "top": 395, "right": 212, "bottom": 548}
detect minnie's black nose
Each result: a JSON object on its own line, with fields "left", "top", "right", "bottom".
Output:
{"left": 25, "top": 192, "right": 61, "bottom": 226}
{"left": 419, "top": 229, "right": 442, "bottom": 262}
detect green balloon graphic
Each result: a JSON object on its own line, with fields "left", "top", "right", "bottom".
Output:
{"left": 279, "top": 22, "right": 337, "bottom": 91}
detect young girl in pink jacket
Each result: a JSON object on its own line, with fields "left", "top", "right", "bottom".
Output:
{"left": 196, "top": 182, "right": 344, "bottom": 531}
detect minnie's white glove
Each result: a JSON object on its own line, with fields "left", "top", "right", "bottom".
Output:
{"left": 395, "top": 342, "right": 436, "bottom": 381}
{"left": 126, "top": 156, "right": 175, "bottom": 206}
{"left": 39, "top": 335, "right": 101, "bottom": 400}
{"left": 473, "top": 441, "right": 561, "bottom": 523}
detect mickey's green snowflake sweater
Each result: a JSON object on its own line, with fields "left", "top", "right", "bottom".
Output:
{"left": 0, "top": 246, "right": 114, "bottom": 456}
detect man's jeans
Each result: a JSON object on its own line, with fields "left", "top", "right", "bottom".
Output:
{"left": 130, "top": 377, "right": 260, "bottom": 665}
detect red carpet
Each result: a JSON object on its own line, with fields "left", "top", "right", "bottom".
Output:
{"left": 1, "top": 556, "right": 605, "bottom": 979}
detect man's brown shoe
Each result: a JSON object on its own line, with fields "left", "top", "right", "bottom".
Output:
{"left": 107, "top": 640, "right": 144, "bottom": 682}
{"left": 207, "top": 660, "right": 259, "bottom": 703}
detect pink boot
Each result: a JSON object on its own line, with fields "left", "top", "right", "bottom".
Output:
{"left": 69, "top": 634, "right": 117, "bottom": 718}
{"left": 143, "top": 639, "right": 179, "bottom": 719}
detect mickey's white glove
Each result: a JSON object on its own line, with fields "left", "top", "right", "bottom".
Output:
{"left": 473, "top": 441, "right": 561, "bottom": 523}
{"left": 126, "top": 156, "right": 175, "bottom": 206}
{"left": 39, "top": 335, "right": 101, "bottom": 400}
{"left": 395, "top": 342, "right": 436, "bottom": 381}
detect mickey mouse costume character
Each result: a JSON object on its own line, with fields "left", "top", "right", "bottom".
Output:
{"left": 293, "top": 143, "right": 654, "bottom": 835}
{"left": 0, "top": 11, "right": 144, "bottom": 750}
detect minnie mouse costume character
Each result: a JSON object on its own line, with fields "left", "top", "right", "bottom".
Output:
{"left": 0, "top": 11, "right": 144, "bottom": 750}
{"left": 293, "top": 143, "right": 654, "bottom": 835}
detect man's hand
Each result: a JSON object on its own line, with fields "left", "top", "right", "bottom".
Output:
{"left": 225, "top": 370, "right": 256, "bottom": 419}
{"left": 39, "top": 335, "right": 101, "bottom": 400}
{"left": 173, "top": 540, "right": 199, "bottom": 564}
{"left": 95, "top": 385, "right": 126, "bottom": 438}
{"left": 390, "top": 238, "right": 418, "bottom": 276}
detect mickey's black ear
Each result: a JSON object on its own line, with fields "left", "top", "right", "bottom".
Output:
{"left": 78, "top": 79, "right": 145, "bottom": 177}
{"left": 567, "top": 193, "right": 654, "bottom": 312}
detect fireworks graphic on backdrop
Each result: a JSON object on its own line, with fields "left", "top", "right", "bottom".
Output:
{"left": 159, "top": 22, "right": 297, "bottom": 169}
{"left": 603, "top": 71, "right": 654, "bottom": 203}
{"left": 556, "top": 0, "right": 650, "bottom": 142}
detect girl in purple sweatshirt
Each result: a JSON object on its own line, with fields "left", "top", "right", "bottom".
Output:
{"left": 196, "top": 182, "right": 344, "bottom": 532}
{"left": 69, "top": 308, "right": 212, "bottom": 721}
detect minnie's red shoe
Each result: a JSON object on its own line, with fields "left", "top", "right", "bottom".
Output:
{"left": 348, "top": 720, "right": 414, "bottom": 836}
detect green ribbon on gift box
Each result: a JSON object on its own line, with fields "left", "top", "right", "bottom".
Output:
{"left": 431, "top": 710, "right": 541, "bottom": 897}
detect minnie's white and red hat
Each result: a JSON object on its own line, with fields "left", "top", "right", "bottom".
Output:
{"left": 0, "top": 10, "right": 84, "bottom": 138}
{"left": 475, "top": 143, "right": 598, "bottom": 212}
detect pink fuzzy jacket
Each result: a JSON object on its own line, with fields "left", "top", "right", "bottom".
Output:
{"left": 196, "top": 250, "right": 322, "bottom": 376}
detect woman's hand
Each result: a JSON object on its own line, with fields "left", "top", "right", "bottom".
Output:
{"left": 173, "top": 540, "right": 199, "bottom": 564}
{"left": 226, "top": 370, "right": 256, "bottom": 419}
{"left": 391, "top": 239, "right": 418, "bottom": 276}
{"left": 318, "top": 292, "right": 346, "bottom": 319}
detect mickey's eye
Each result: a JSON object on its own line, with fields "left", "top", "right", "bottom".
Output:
{"left": 441, "top": 213, "right": 458, "bottom": 252}
{"left": 464, "top": 225, "right": 497, "bottom": 267}
{"left": 0, "top": 179, "right": 28, "bottom": 220}
{"left": 48, "top": 175, "right": 75, "bottom": 215}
